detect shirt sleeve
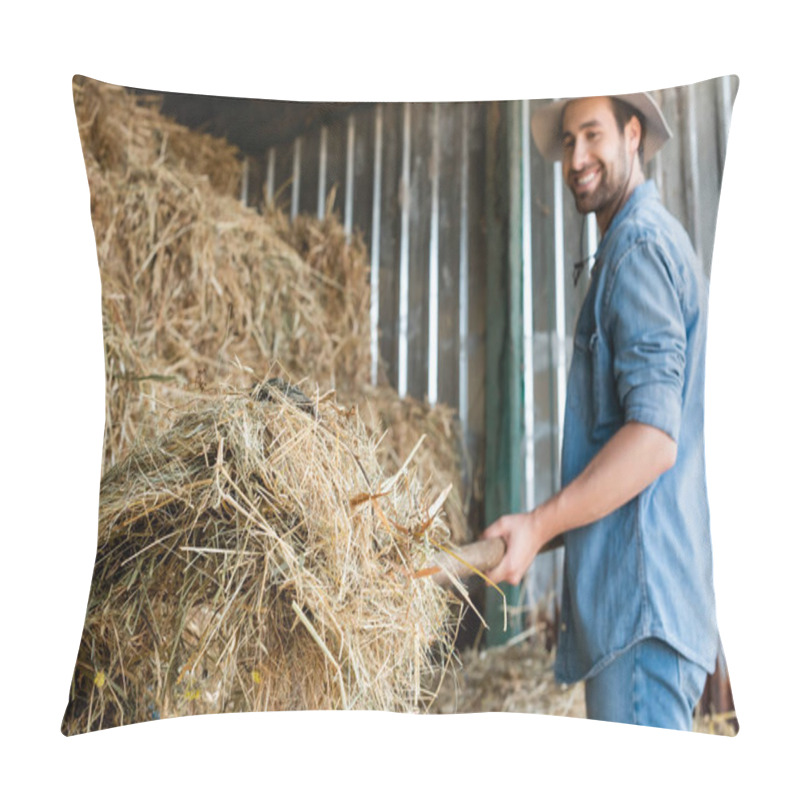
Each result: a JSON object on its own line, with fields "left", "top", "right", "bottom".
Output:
{"left": 604, "top": 240, "right": 686, "bottom": 442}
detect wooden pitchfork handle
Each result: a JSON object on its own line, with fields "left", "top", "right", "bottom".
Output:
{"left": 429, "top": 538, "right": 506, "bottom": 586}
{"left": 429, "top": 533, "right": 565, "bottom": 588}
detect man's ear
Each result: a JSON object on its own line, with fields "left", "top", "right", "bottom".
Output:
{"left": 626, "top": 115, "right": 643, "bottom": 157}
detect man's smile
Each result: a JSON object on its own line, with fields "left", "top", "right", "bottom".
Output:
{"left": 572, "top": 167, "right": 601, "bottom": 192}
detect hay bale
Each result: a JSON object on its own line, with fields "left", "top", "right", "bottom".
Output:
{"left": 357, "top": 385, "right": 469, "bottom": 546}
{"left": 73, "top": 75, "right": 242, "bottom": 195}
{"left": 93, "top": 160, "right": 344, "bottom": 465}
{"left": 266, "top": 203, "right": 374, "bottom": 394}
{"left": 62, "top": 383, "right": 457, "bottom": 733}
{"left": 268, "top": 210, "right": 471, "bottom": 542}
{"left": 72, "top": 75, "right": 470, "bottom": 543}
{"left": 63, "top": 78, "right": 478, "bottom": 732}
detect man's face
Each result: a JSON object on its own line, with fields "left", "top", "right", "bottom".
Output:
{"left": 560, "top": 97, "right": 638, "bottom": 225}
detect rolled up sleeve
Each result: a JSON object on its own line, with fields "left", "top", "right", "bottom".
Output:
{"left": 605, "top": 241, "right": 686, "bottom": 442}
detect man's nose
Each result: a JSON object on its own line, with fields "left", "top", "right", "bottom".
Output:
{"left": 570, "top": 136, "right": 589, "bottom": 171}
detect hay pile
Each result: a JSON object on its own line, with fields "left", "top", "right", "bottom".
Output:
{"left": 74, "top": 77, "right": 242, "bottom": 195}
{"left": 427, "top": 635, "right": 585, "bottom": 717}
{"left": 62, "top": 383, "right": 457, "bottom": 733}
{"left": 72, "top": 75, "right": 467, "bottom": 543}
{"left": 359, "top": 385, "right": 468, "bottom": 543}
{"left": 63, "top": 77, "right": 474, "bottom": 732}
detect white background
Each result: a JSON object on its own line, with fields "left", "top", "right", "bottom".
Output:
{"left": 3, "top": 2, "right": 796, "bottom": 797}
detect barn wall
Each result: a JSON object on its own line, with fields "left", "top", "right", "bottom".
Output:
{"left": 256, "top": 101, "right": 491, "bottom": 541}
{"left": 243, "top": 77, "right": 737, "bottom": 623}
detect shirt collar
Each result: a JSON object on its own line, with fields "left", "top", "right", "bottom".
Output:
{"left": 595, "top": 179, "right": 658, "bottom": 262}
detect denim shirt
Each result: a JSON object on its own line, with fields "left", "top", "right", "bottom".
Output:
{"left": 554, "top": 180, "right": 719, "bottom": 685}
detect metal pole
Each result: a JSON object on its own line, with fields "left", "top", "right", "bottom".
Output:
{"left": 428, "top": 103, "right": 440, "bottom": 405}
{"left": 651, "top": 90, "right": 665, "bottom": 194}
{"left": 240, "top": 157, "right": 249, "bottom": 207}
{"left": 318, "top": 126, "right": 328, "bottom": 219}
{"left": 718, "top": 75, "right": 734, "bottom": 177}
{"left": 587, "top": 214, "right": 598, "bottom": 272}
{"left": 683, "top": 83, "right": 704, "bottom": 268}
{"left": 370, "top": 106, "right": 383, "bottom": 387}
{"left": 345, "top": 114, "right": 355, "bottom": 240}
{"left": 398, "top": 103, "right": 411, "bottom": 399}
{"left": 521, "top": 99, "right": 535, "bottom": 512}
{"left": 553, "top": 161, "right": 567, "bottom": 472}
{"left": 487, "top": 100, "right": 527, "bottom": 642}
{"left": 291, "top": 136, "right": 302, "bottom": 221}
{"left": 552, "top": 151, "right": 569, "bottom": 632}
{"left": 266, "top": 147, "right": 275, "bottom": 205}
{"left": 458, "top": 103, "right": 470, "bottom": 427}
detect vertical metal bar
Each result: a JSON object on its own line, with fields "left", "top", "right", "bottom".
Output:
{"left": 652, "top": 149, "right": 664, "bottom": 195}
{"left": 487, "top": 99, "right": 526, "bottom": 642}
{"left": 398, "top": 103, "right": 411, "bottom": 399}
{"left": 266, "top": 147, "right": 275, "bottom": 205}
{"left": 721, "top": 75, "right": 733, "bottom": 141}
{"left": 370, "top": 106, "right": 383, "bottom": 387}
{"left": 551, "top": 151, "right": 569, "bottom": 629}
{"left": 318, "top": 126, "right": 328, "bottom": 219}
{"left": 345, "top": 114, "right": 355, "bottom": 240}
{"left": 553, "top": 161, "right": 567, "bottom": 478}
{"left": 428, "top": 103, "right": 441, "bottom": 405}
{"left": 683, "top": 84, "right": 704, "bottom": 267}
{"left": 458, "top": 103, "right": 470, "bottom": 427}
{"left": 485, "top": 100, "right": 525, "bottom": 643}
{"left": 718, "top": 75, "right": 734, "bottom": 175}
{"left": 521, "top": 99, "right": 535, "bottom": 512}
{"left": 651, "top": 90, "right": 665, "bottom": 194}
{"left": 587, "top": 214, "right": 598, "bottom": 271}
{"left": 291, "top": 136, "right": 302, "bottom": 221}
{"left": 240, "top": 157, "right": 249, "bottom": 207}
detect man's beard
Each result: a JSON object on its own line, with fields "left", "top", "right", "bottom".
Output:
{"left": 571, "top": 143, "right": 632, "bottom": 219}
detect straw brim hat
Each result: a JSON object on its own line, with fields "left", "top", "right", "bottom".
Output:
{"left": 530, "top": 93, "right": 672, "bottom": 163}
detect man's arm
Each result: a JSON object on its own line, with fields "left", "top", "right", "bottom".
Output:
{"left": 481, "top": 421, "right": 676, "bottom": 585}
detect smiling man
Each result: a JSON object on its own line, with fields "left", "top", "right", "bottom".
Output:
{"left": 481, "top": 94, "right": 719, "bottom": 731}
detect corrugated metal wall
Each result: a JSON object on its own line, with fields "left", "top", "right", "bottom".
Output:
{"left": 252, "top": 101, "right": 490, "bottom": 536}
{"left": 244, "top": 76, "right": 737, "bottom": 617}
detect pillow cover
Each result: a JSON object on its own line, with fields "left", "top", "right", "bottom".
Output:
{"left": 62, "top": 74, "right": 738, "bottom": 735}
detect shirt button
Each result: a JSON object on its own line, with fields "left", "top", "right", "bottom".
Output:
{"left": 560, "top": 623, "right": 567, "bottom": 632}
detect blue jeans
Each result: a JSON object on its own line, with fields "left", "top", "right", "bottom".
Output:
{"left": 584, "top": 638, "right": 708, "bottom": 731}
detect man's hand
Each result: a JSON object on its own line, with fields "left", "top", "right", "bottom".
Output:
{"left": 479, "top": 421, "right": 677, "bottom": 587}
{"left": 481, "top": 509, "right": 553, "bottom": 586}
